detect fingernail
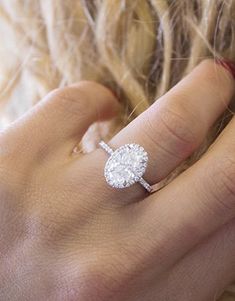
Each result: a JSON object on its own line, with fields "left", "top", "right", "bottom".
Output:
{"left": 215, "top": 58, "right": 235, "bottom": 79}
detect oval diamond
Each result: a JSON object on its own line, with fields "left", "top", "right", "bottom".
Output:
{"left": 104, "top": 144, "right": 148, "bottom": 189}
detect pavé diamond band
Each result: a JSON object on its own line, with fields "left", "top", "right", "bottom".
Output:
{"left": 99, "top": 140, "right": 153, "bottom": 193}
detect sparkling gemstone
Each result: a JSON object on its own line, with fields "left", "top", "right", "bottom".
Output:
{"left": 104, "top": 144, "right": 148, "bottom": 188}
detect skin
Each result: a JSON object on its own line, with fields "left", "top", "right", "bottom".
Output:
{"left": 0, "top": 59, "right": 235, "bottom": 301}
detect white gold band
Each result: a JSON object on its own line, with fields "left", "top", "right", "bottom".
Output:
{"left": 99, "top": 141, "right": 153, "bottom": 193}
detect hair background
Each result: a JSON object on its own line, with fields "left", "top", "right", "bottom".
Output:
{"left": 0, "top": 0, "right": 234, "bottom": 299}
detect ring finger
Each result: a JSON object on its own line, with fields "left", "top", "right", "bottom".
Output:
{"left": 86, "top": 59, "right": 234, "bottom": 199}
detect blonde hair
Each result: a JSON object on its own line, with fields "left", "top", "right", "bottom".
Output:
{"left": 0, "top": 1, "right": 234, "bottom": 299}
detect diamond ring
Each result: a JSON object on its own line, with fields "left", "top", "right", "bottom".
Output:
{"left": 99, "top": 141, "right": 153, "bottom": 193}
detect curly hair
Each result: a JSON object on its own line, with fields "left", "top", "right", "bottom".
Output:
{"left": 0, "top": 1, "right": 234, "bottom": 299}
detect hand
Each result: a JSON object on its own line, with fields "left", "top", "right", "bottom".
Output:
{"left": 0, "top": 59, "right": 235, "bottom": 301}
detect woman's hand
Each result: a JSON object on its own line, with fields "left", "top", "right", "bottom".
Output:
{"left": 0, "top": 59, "right": 235, "bottom": 301}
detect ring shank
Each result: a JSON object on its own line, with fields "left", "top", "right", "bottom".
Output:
{"left": 99, "top": 140, "right": 113, "bottom": 155}
{"left": 138, "top": 177, "right": 153, "bottom": 193}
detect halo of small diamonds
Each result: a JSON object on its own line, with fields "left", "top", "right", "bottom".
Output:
{"left": 104, "top": 143, "right": 148, "bottom": 189}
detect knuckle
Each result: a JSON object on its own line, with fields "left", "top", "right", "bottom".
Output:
{"left": 71, "top": 243, "right": 145, "bottom": 301}
{"left": 56, "top": 254, "right": 126, "bottom": 301}
{"left": 146, "top": 103, "right": 200, "bottom": 155}
{"left": 49, "top": 85, "right": 91, "bottom": 118}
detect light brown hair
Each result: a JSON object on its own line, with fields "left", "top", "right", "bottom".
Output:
{"left": 0, "top": 1, "right": 234, "bottom": 299}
